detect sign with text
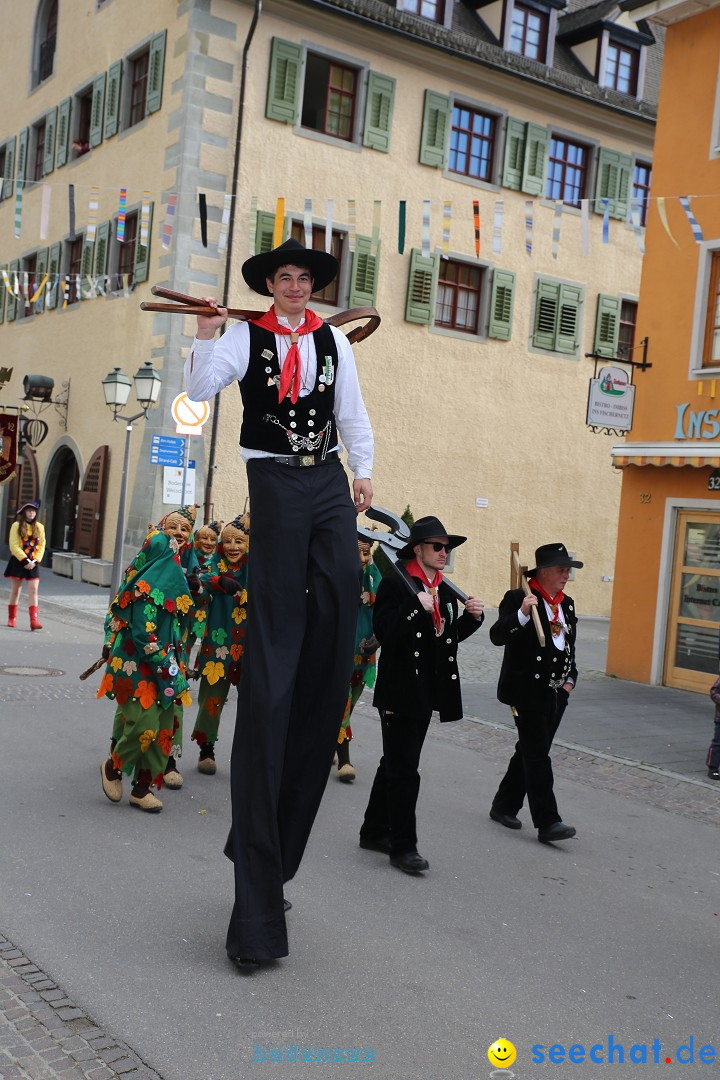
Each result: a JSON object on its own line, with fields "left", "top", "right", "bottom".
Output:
{"left": 150, "top": 434, "right": 185, "bottom": 467}
{"left": 586, "top": 366, "right": 635, "bottom": 431}
{"left": 163, "top": 461, "right": 195, "bottom": 504}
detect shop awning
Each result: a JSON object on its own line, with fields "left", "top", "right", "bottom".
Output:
{"left": 611, "top": 441, "right": 720, "bottom": 468}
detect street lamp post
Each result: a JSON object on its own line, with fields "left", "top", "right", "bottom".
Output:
{"left": 102, "top": 361, "right": 162, "bottom": 598}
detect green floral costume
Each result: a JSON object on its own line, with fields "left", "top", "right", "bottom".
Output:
{"left": 190, "top": 543, "right": 248, "bottom": 749}
{"left": 339, "top": 560, "right": 382, "bottom": 744}
{"left": 99, "top": 530, "right": 194, "bottom": 789}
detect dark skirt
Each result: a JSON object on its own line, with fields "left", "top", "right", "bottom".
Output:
{"left": 4, "top": 556, "right": 40, "bottom": 580}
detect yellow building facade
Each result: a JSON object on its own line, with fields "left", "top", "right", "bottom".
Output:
{"left": 0, "top": 0, "right": 660, "bottom": 614}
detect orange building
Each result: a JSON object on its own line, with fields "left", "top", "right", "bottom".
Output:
{"left": 608, "top": 0, "right": 720, "bottom": 691}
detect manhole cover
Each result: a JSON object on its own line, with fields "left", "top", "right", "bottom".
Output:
{"left": 0, "top": 665, "right": 65, "bottom": 678}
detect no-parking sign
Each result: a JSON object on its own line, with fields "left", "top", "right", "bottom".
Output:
{"left": 171, "top": 393, "right": 210, "bottom": 435}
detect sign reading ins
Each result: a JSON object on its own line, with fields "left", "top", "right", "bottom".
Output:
{"left": 675, "top": 403, "right": 720, "bottom": 440}
{"left": 586, "top": 366, "right": 635, "bottom": 431}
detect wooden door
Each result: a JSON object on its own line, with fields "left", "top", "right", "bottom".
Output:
{"left": 664, "top": 510, "right": 720, "bottom": 692}
{"left": 75, "top": 445, "right": 109, "bottom": 557}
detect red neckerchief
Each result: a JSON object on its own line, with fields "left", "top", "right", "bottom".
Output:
{"left": 405, "top": 557, "right": 443, "bottom": 635}
{"left": 528, "top": 577, "right": 565, "bottom": 635}
{"left": 250, "top": 306, "right": 324, "bottom": 404}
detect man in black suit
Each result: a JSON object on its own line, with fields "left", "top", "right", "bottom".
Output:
{"left": 488, "top": 543, "right": 583, "bottom": 844}
{"left": 359, "top": 516, "right": 485, "bottom": 874}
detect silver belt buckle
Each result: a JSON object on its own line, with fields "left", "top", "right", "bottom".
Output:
{"left": 300, "top": 455, "right": 315, "bottom": 467}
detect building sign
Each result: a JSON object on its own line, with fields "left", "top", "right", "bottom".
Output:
{"left": 675, "top": 403, "right": 720, "bottom": 440}
{"left": 0, "top": 411, "right": 18, "bottom": 485}
{"left": 163, "top": 461, "right": 196, "bottom": 504}
{"left": 586, "top": 366, "right": 635, "bottom": 431}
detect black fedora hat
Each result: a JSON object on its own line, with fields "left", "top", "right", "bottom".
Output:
{"left": 397, "top": 515, "right": 467, "bottom": 561}
{"left": 526, "top": 542, "right": 583, "bottom": 577}
{"left": 241, "top": 238, "right": 339, "bottom": 297}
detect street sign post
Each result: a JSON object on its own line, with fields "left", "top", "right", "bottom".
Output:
{"left": 150, "top": 434, "right": 185, "bottom": 467}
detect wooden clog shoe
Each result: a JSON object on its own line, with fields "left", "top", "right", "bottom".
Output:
{"left": 100, "top": 760, "right": 122, "bottom": 803}
{"left": 129, "top": 791, "right": 163, "bottom": 813}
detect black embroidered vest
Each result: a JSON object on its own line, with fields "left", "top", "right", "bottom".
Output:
{"left": 239, "top": 323, "right": 339, "bottom": 455}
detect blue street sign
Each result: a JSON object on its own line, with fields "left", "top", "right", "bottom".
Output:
{"left": 150, "top": 433, "right": 185, "bottom": 467}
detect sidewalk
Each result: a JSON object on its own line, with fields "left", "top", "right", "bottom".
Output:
{"left": 1, "top": 567, "right": 715, "bottom": 786}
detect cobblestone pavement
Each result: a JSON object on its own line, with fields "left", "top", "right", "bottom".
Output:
{"left": 0, "top": 938, "right": 162, "bottom": 1080}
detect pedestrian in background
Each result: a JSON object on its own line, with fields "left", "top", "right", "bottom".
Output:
{"left": 5, "top": 501, "right": 45, "bottom": 631}
{"left": 705, "top": 675, "right": 720, "bottom": 780}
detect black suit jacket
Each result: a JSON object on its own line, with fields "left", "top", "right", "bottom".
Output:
{"left": 372, "top": 571, "right": 483, "bottom": 722}
{"left": 490, "top": 586, "right": 578, "bottom": 711}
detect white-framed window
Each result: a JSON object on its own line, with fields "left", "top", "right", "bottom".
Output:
{"left": 711, "top": 57, "right": 720, "bottom": 161}
{"left": 689, "top": 242, "right": 720, "bottom": 376}
{"left": 405, "top": 249, "right": 515, "bottom": 342}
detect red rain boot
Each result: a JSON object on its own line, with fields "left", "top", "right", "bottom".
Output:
{"left": 29, "top": 605, "right": 43, "bottom": 631}
{"left": 7, "top": 604, "right": 17, "bottom": 627}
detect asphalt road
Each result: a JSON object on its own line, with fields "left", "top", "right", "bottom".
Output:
{"left": 2, "top": 606, "right": 720, "bottom": 1080}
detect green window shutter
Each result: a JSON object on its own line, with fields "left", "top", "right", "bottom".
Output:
{"left": 45, "top": 243, "right": 61, "bottom": 310}
{"left": 521, "top": 123, "right": 548, "bottom": 197}
{"left": 405, "top": 248, "right": 438, "bottom": 324}
{"left": 0, "top": 265, "right": 6, "bottom": 325}
{"left": 265, "top": 38, "right": 302, "bottom": 124}
{"left": 105, "top": 61, "right": 123, "bottom": 137}
{"left": 556, "top": 283, "right": 583, "bottom": 354}
{"left": 6, "top": 260, "right": 19, "bottom": 322}
{"left": 133, "top": 202, "right": 154, "bottom": 284}
{"left": 16, "top": 128, "right": 29, "bottom": 185}
{"left": 502, "top": 118, "right": 526, "bottom": 191}
{"left": 34, "top": 248, "right": 49, "bottom": 314}
{"left": 419, "top": 90, "right": 450, "bottom": 168}
{"left": 80, "top": 235, "right": 94, "bottom": 297}
{"left": 95, "top": 221, "right": 111, "bottom": 277}
{"left": 594, "top": 293, "right": 620, "bottom": 358}
{"left": 56, "top": 98, "right": 71, "bottom": 167}
{"left": 533, "top": 279, "right": 559, "bottom": 350}
{"left": 255, "top": 210, "right": 278, "bottom": 254}
{"left": 488, "top": 269, "right": 516, "bottom": 340}
{"left": 43, "top": 107, "right": 57, "bottom": 175}
{"left": 594, "top": 148, "right": 633, "bottom": 220}
{"left": 363, "top": 71, "right": 395, "bottom": 152}
{"left": 2, "top": 136, "right": 16, "bottom": 200}
{"left": 349, "top": 235, "right": 378, "bottom": 307}
{"left": 89, "top": 73, "right": 106, "bottom": 148}
{"left": 146, "top": 31, "right": 167, "bottom": 115}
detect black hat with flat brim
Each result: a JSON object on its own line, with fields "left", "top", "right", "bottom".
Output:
{"left": 241, "top": 238, "right": 339, "bottom": 297}
{"left": 526, "top": 542, "right": 583, "bottom": 577}
{"left": 397, "top": 515, "right": 467, "bottom": 561}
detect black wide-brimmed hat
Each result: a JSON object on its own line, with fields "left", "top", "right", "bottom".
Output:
{"left": 241, "top": 238, "right": 339, "bottom": 297}
{"left": 526, "top": 542, "right": 583, "bottom": 577}
{"left": 397, "top": 515, "right": 467, "bottom": 561}
{"left": 16, "top": 501, "right": 40, "bottom": 515}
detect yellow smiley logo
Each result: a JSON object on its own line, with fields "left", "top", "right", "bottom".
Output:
{"left": 488, "top": 1039, "right": 517, "bottom": 1069}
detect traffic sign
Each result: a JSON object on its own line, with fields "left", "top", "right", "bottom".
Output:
{"left": 150, "top": 434, "right": 185, "bottom": 467}
{"left": 171, "top": 393, "right": 210, "bottom": 436}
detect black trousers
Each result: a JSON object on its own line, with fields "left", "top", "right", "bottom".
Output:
{"left": 491, "top": 690, "right": 568, "bottom": 829}
{"left": 361, "top": 709, "right": 433, "bottom": 855}
{"left": 225, "top": 457, "right": 358, "bottom": 961}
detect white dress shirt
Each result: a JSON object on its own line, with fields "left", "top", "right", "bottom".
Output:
{"left": 184, "top": 315, "right": 374, "bottom": 478}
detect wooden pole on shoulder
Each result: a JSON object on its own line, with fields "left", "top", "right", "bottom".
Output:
{"left": 511, "top": 545, "right": 545, "bottom": 647}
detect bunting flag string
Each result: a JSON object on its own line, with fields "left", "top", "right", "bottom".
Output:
{"left": 580, "top": 199, "right": 590, "bottom": 257}
{"left": 68, "top": 184, "right": 76, "bottom": 242}
{"left": 397, "top": 200, "right": 406, "bottom": 255}
{"left": 61, "top": 275, "right": 71, "bottom": 309}
{"left": 347, "top": 199, "right": 356, "bottom": 253}
{"left": 421, "top": 199, "right": 431, "bottom": 257}
{"left": 87, "top": 186, "right": 100, "bottom": 244}
{"left": 13, "top": 181, "right": 23, "bottom": 240}
{"left": 249, "top": 194, "right": 258, "bottom": 255}
{"left": 325, "top": 198, "right": 334, "bottom": 253}
{"left": 162, "top": 193, "right": 177, "bottom": 251}
{"left": 198, "top": 192, "right": 208, "bottom": 248}
{"left": 40, "top": 183, "right": 51, "bottom": 242}
{"left": 656, "top": 197, "right": 679, "bottom": 247}
{"left": 441, "top": 199, "right": 451, "bottom": 257}
{"left": 273, "top": 197, "right": 285, "bottom": 248}
{"left": 679, "top": 196, "right": 704, "bottom": 244}
{"left": 30, "top": 273, "right": 48, "bottom": 304}
{"left": 492, "top": 200, "right": 503, "bottom": 255}
{"left": 217, "top": 193, "right": 231, "bottom": 255}
{"left": 303, "top": 198, "right": 313, "bottom": 249}
{"left": 551, "top": 200, "right": 562, "bottom": 260}
{"left": 371, "top": 200, "right": 381, "bottom": 258}
{"left": 117, "top": 187, "right": 127, "bottom": 242}
{"left": 140, "top": 191, "right": 151, "bottom": 247}
{"left": 630, "top": 198, "right": 645, "bottom": 254}
{"left": 601, "top": 197, "right": 610, "bottom": 245}
{"left": 472, "top": 200, "right": 480, "bottom": 258}
{"left": 524, "top": 199, "right": 533, "bottom": 257}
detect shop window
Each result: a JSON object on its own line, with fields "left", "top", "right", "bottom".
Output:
{"left": 546, "top": 136, "right": 589, "bottom": 207}
{"left": 290, "top": 222, "right": 345, "bottom": 306}
{"left": 449, "top": 105, "right": 497, "bottom": 183}
{"left": 632, "top": 160, "right": 652, "bottom": 227}
{"left": 32, "top": 0, "right": 57, "bottom": 89}
{"left": 435, "top": 260, "right": 484, "bottom": 335}
{"left": 532, "top": 278, "right": 583, "bottom": 354}
{"left": 602, "top": 42, "right": 640, "bottom": 96}
{"left": 509, "top": 4, "right": 549, "bottom": 62}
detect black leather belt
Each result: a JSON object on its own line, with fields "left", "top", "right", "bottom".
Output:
{"left": 273, "top": 453, "right": 337, "bottom": 468}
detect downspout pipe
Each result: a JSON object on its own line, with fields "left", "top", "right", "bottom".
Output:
{"left": 203, "top": 0, "right": 262, "bottom": 521}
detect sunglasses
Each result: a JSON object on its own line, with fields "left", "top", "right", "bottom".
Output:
{"left": 423, "top": 541, "right": 452, "bottom": 553}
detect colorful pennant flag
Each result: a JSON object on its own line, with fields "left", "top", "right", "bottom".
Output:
{"left": 273, "top": 197, "right": 285, "bottom": 248}
{"left": 347, "top": 199, "right": 356, "bottom": 253}
{"left": 116, "top": 187, "right": 127, "bottom": 242}
{"left": 217, "top": 193, "right": 232, "bottom": 255}
{"left": 551, "top": 200, "right": 563, "bottom": 260}
{"left": 679, "top": 196, "right": 704, "bottom": 244}
{"left": 524, "top": 199, "right": 533, "bottom": 257}
{"left": 472, "top": 201, "right": 480, "bottom": 258}
{"left": 492, "top": 200, "right": 503, "bottom": 256}
{"left": 398, "top": 200, "right": 406, "bottom": 255}
{"left": 162, "top": 193, "right": 177, "bottom": 251}
{"left": 140, "top": 191, "right": 151, "bottom": 246}
{"left": 421, "top": 200, "right": 431, "bottom": 257}
{"left": 14, "top": 180, "right": 23, "bottom": 239}
{"left": 198, "top": 192, "right": 208, "bottom": 248}
{"left": 601, "top": 197, "right": 610, "bottom": 244}
{"left": 441, "top": 200, "right": 451, "bottom": 257}
{"left": 87, "top": 186, "right": 100, "bottom": 244}
{"left": 304, "top": 198, "right": 313, "bottom": 248}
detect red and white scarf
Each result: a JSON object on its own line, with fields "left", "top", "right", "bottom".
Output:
{"left": 528, "top": 577, "right": 565, "bottom": 637}
{"left": 405, "top": 557, "right": 443, "bottom": 635}
{"left": 250, "top": 306, "right": 324, "bottom": 404}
